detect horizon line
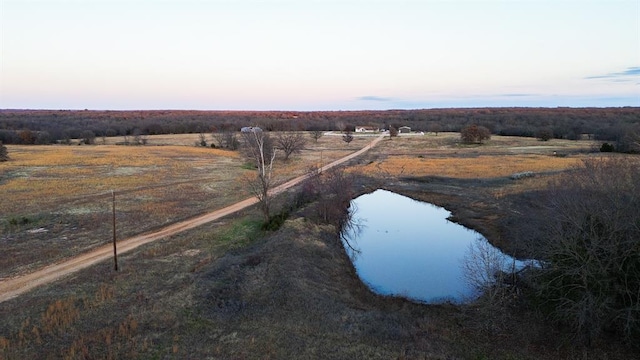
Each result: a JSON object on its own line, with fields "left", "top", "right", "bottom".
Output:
{"left": 2, "top": 105, "right": 640, "bottom": 112}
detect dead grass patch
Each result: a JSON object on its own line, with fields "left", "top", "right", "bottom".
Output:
{"left": 0, "top": 133, "right": 363, "bottom": 278}
{"left": 358, "top": 154, "right": 584, "bottom": 178}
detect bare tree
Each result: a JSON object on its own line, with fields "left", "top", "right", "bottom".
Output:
{"left": 197, "top": 132, "right": 207, "bottom": 147}
{"left": 318, "top": 168, "right": 354, "bottom": 226}
{"left": 242, "top": 130, "right": 277, "bottom": 222}
{"left": 295, "top": 166, "right": 356, "bottom": 231}
{"left": 35, "top": 131, "right": 51, "bottom": 145}
{"left": 132, "top": 128, "right": 147, "bottom": 145}
{"left": 275, "top": 132, "right": 307, "bottom": 161}
{"left": 342, "top": 130, "right": 354, "bottom": 146}
{"left": 80, "top": 130, "right": 96, "bottom": 145}
{"left": 526, "top": 157, "right": 640, "bottom": 344}
{"left": 462, "top": 237, "right": 512, "bottom": 301}
{"left": 310, "top": 129, "right": 324, "bottom": 143}
{"left": 212, "top": 124, "right": 239, "bottom": 150}
{"left": 388, "top": 126, "right": 398, "bottom": 138}
{"left": 616, "top": 125, "right": 640, "bottom": 153}
{"left": 427, "top": 123, "right": 442, "bottom": 136}
{"left": 0, "top": 141, "right": 8, "bottom": 162}
{"left": 211, "top": 128, "right": 225, "bottom": 148}
{"left": 462, "top": 237, "right": 520, "bottom": 335}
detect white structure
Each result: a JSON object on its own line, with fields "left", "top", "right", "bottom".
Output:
{"left": 355, "top": 126, "right": 378, "bottom": 133}
{"left": 241, "top": 126, "right": 262, "bottom": 133}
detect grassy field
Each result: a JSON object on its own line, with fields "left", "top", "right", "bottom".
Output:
{"left": 0, "top": 133, "right": 353, "bottom": 278}
{"left": 358, "top": 132, "right": 593, "bottom": 177}
{"left": 1, "top": 132, "right": 636, "bottom": 359}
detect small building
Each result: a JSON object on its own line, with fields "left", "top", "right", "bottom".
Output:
{"left": 355, "top": 126, "right": 378, "bottom": 133}
{"left": 241, "top": 126, "right": 262, "bottom": 133}
{"left": 398, "top": 126, "right": 411, "bottom": 134}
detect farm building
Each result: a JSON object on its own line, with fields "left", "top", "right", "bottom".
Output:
{"left": 398, "top": 126, "right": 411, "bottom": 133}
{"left": 355, "top": 126, "right": 378, "bottom": 133}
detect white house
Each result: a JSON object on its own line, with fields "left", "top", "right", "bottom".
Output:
{"left": 355, "top": 126, "right": 378, "bottom": 133}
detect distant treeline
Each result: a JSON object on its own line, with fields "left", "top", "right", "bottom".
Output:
{"left": 1, "top": 107, "right": 639, "bottom": 146}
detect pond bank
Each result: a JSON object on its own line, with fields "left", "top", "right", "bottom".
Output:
{"left": 343, "top": 188, "right": 522, "bottom": 304}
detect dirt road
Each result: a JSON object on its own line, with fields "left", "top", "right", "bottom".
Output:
{"left": 0, "top": 134, "right": 385, "bottom": 303}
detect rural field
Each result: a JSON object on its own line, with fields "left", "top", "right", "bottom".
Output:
{"left": 1, "top": 132, "right": 637, "bottom": 359}
{"left": 0, "top": 133, "right": 354, "bottom": 278}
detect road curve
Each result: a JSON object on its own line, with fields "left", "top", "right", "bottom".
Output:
{"left": 0, "top": 134, "right": 385, "bottom": 303}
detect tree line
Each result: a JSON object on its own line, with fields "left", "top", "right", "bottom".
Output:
{"left": 1, "top": 108, "right": 639, "bottom": 149}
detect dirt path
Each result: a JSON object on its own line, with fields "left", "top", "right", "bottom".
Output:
{"left": 0, "top": 135, "right": 385, "bottom": 303}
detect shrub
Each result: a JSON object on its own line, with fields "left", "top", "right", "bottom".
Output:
{"left": 599, "top": 142, "right": 614, "bottom": 152}
{"left": 342, "top": 130, "right": 354, "bottom": 145}
{"left": 309, "top": 129, "right": 324, "bottom": 143}
{"left": 9, "top": 216, "right": 31, "bottom": 226}
{"left": 0, "top": 141, "right": 8, "bottom": 162}
{"left": 212, "top": 130, "right": 239, "bottom": 150}
{"left": 313, "top": 168, "right": 354, "bottom": 229}
{"left": 529, "top": 157, "right": 640, "bottom": 345}
{"left": 460, "top": 124, "right": 491, "bottom": 144}
{"left": 198, "top": 133, "right": 207, "bottom": 147}
{"left": 292, "top": 168, "right": 322, "bottom": 208}
{"left": 80, "top": 130, "right": 96, "bottom": 145}
{"left": 261, "top": 210, "right": 289, "bottom": 231}
{"left": 536, "top": 128, "right": 554, "bottom": 141}
{"left": 18, "top": 130, "right": 36, "bottom": 144}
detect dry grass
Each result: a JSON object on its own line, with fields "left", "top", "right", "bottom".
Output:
{"left": 0, "top": 280, "right": 146, "bottom": 359}
{"left": 378, "top": 132, "right": 597, "bottom": 153}
{"left": 0, "top": 133, "right": 360, "bottom": 278}
{"left": 1, "top": 132, "right": 637, "bottom": 359}
{"left": 359, "top": 154, "right": 584, "bottom": 178}
{"left": 354, "top": 133, "right": 598, "bottom": 200}
{"left": 0, "top": 215, "right": 268, "bottom": 360}
{"left": 0, "top": 143, "right": 251, "bottom": 277}
{"left": 0, "top": 132, "right": 597, "bottom": 279}
{"left": 0, "top": 145, "right": 238, "bottom": 211}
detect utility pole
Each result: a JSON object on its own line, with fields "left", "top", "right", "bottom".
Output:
{"left": 112, "top": 190, "right": 118, "bottom": 271}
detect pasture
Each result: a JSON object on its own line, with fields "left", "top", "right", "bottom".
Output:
{"left": 3, "top": 131, "right": 634, "bottom": 359}
{"left": 0, "top": 133, "right": 352, "bottom": 278}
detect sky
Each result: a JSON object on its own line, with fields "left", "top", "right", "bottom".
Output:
{"left": 1, "top": 0, "right": 638, "bottom": 110}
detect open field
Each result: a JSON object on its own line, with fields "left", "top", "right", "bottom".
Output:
{"left": 0, "top": 133, "right": 353, "bottom": 278}
{"left": 361, "top": 132, "right": 597, "bottom": 176}
{"left": 1, "top": 132, "right": 637, "bottom": 359}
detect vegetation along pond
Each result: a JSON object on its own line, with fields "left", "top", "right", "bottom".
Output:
{"left": 343, "top": 189, "right": 525, "bottom": 304}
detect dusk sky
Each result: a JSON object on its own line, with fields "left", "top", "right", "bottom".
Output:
{"left": 1, "top": 0, "right": 638, "bottom": 110}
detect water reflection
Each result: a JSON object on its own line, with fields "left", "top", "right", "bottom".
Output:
{"left": 342, "top": 189, "right": 524, "bottom": 304}
{"left": 340, "top": 203, "right": 363, "bottom": 261}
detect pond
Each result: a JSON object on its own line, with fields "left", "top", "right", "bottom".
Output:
{"left": 342, "top": 189, "right": 525, "bottom": 304}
